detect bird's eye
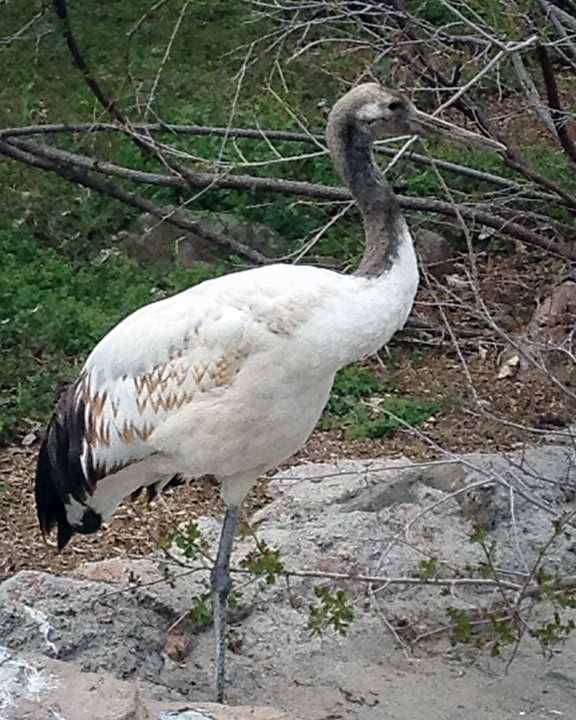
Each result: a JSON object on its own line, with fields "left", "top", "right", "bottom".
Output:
{"left": 388, "top": 101, "right": 402, "bottom": 112}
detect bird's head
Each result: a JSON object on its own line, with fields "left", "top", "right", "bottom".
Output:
{"left": 329, "top": 84, "right": 415, "bottom": 141}
{"left": 326, "top": 83, "right": 505, "bottom": 159}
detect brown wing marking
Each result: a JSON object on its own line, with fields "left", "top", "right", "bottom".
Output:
{"left": 119, "top": 420, "right": 155, "bottom": 445}
{"left": 132, "top": 342, "right": 249, "bottom": 415}
{"left": 87, "top": 417, "right": 111, "bottom": 448}
{"left": 80, "top": 378, "right": 112, "bottom": 451}
{"left": 210, "top": 356, "right": 230, "bottom": 387}
{"left": 193, "top": 362, "right": 207, "bottom": 385}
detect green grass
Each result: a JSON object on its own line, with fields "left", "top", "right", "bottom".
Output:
{"left": 321, "top": 366, "right": 440, "bottom": 440}
{"left": 0, "top": 227, "right": 223, "bottom": 436}
{"left": 0, "top": 0, "right": 363, "bottom": 260}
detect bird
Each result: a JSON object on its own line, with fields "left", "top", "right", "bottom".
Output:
{"left": 34, "top": 83, "right": 490, "bottom": 702}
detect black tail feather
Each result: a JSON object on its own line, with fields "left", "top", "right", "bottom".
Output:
{"left": 35, "top": 434, "right": 75, "bottom": 550}
{"left": 35, "top": 378, "right": 101, "bottom": 550}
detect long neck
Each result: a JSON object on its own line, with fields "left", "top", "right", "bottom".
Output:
{"left": 331, "top": 118, "right": 408, "bottom": 278}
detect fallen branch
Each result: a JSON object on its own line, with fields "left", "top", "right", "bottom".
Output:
{"left": 2, "top": 134, "right": 574, "bottom": 261}
{"left": 0, "top": 137, "right": 270, "bottom": 266}
{"left": 4, "top": 123, "right": 563, "bottom": 203}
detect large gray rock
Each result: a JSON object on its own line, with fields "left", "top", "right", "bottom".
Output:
{"left": 0, "top": 645, "right": 295, "bottom": 720}
{"left": 2, "top": 443, "right": 576, "bottom": 719}
{"left": 117, "top": 210, "right": 287, "bottom": 267}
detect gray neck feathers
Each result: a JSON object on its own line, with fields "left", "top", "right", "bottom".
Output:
{"left": 328, "top": 116, "right": 405, "bottom": 278}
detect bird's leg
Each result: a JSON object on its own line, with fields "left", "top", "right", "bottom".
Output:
{"left": 211, "top": 504, "right": 239, "bottom": 703}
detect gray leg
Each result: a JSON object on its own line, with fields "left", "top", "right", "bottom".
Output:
{"left": 211, "top": 504, "right": 239, "bottom": 703}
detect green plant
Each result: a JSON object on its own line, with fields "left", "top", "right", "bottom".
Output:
{"left": 190, "top": 592, "right": 212, "bottom": 628}
{"left": 446, "top": 606, "right": 473, "bottom": 644}
{"left": 161, "top": 522, "right": 356, "bottom": 638}
{"left": 240, "top": 541, "right": 285, "bottom": 585}
{"left": 443, "top": 522, "right": 576, "bottom": 657}
{"left": 325, "top": 365, "right": 385, "bottom": 417}
{"left": 321, "top": 365, "right": 440, "bottom": 440}
{"left": 411, "top": 348, "right": 427, "bottom": 363}
{"left": 160, "top": 522, "right": 210, "bottom": 561}
{"left": 309, "top": 587, "right": 355, "bottom": 635}
{"left": 419, "top": 556, "right": 439, "bottom": 581}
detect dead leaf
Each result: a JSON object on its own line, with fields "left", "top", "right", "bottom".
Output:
{"left": 498, "top": 354, "right": 519, "bottom": 379}
{"left": 163, "top": 634, "right": 188, "bottom": 662}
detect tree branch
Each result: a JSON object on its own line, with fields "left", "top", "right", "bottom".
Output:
{"left": 536, "top": 43, "right": 576, "bottom": 165}
{"left": 0, "top": 137, "right": 270, "bottom": 266}
{"left": 2, "top": 134, "right": 574, "bottom": 261}
{"left": 52, "top": 0, "right": 129, "bottom": 126}
{"left": 0, "top": 121, "right": 559, "bottom": 201}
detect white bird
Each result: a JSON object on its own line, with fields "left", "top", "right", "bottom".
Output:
{"left": 35, "top": 83, "right": 490, "bottom": 702}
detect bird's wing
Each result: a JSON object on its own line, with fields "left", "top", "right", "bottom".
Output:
{"left": 65, "top": 291, "right": 255, "bottom": 492}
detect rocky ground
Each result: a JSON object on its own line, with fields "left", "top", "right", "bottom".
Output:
{"left": 2, "top": 439, "right": 576, "bottom": 719}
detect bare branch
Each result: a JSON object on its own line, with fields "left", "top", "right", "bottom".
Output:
{"left": 144, "top": 0, "right": 191, "bottom": 118}
{"left": 536, "top": 43, "right": 576, "bottom": 165}
{"left": 0, "top": 9, "right": 47, "bottom": 55}
{"left": 51, "top": 0, "right": 129, "bottom": 126}
{"left": 0, "top": 122, "right": 557, "bottom": 201}
{"left": 2, "top": 134, "right": 573, "bottom": 260}
{"left": 511, "top": 50, "right": 558, "bottom": 137}
{"left": 0, "top": 136, "right": 270, "bottom": 266}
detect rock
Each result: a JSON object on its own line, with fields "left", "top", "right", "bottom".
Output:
{"left": 3, "top": 446, "right": 576, "bottom": 719}
{"left": 78, "top": 558, "right": 127, "bottom": 583}
{"left": 212, "top": 213, "right": 288, "bottom": 259}
{"left": 0, "top": 647, "right": 147, "bottom": 720}
{"left": 460, "top": 484, "right": 505, "bottom": 530}
{"left": 163, "top": 635, "right": 188, "bottom": 662}
{"left": 414, "top": 228, "right": 456, "bottom": 279}
{"left": 0, "top": 646, "right": 296, "bottom": 720}
{"left": 417, "top": 460, "right": 466, "bottom": 494}
{"left": 117, "top": 210, "right": 215, "bottom": 266}
{"left": 499, "top": 279, "right": 576, "bottom": 383}
{"left": 338, "top": 459, "right": 463, "bottom": 512}
{"left": 341, "top": 472, "right": 416, "bottom": 511}
{"left": 21, "top": 432, "right": 38, "bottom": 447}
{"left": 117, "top": 210, "right": 288, "bottom": 268}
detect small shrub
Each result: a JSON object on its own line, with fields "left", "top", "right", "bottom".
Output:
{"left": 309, "top": 587, "right": 354, "bottom": 635}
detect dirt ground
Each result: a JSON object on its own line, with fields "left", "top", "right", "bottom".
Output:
{"left": 1, "top": 247, "right": 575, "bottom": 581}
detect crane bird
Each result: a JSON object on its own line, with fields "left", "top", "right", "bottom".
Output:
{"left": 35, "top": 84, "right": 500, "bottom": 702}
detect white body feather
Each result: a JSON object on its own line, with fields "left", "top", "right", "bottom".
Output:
{"left": 66, "top": 222, "right": 417, "bottom": 526}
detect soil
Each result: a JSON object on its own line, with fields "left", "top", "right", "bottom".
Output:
{"left": 1, "top": 247, "right": 575, "bottom": 582}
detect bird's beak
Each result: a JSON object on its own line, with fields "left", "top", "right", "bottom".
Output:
{"left": 408, "top": 108, "right": 506, "bottom": 153}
